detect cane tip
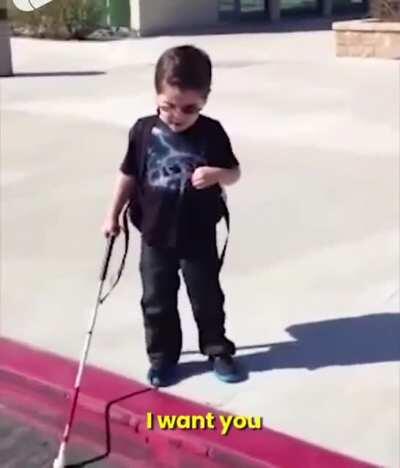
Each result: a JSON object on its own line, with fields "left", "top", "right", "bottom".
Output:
{"left": 53, "top": 454, "right": 65, "bottom": 468}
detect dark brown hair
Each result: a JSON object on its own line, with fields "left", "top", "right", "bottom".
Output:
{"left": 155, "top": 45, "right": 212, "bottom": 98}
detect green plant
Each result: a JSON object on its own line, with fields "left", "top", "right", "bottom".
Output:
{"left": 59, "top": 0, "right": 104, "bottom": 38}
{"left": 8, "top": 0, "right": 106, "bottom": 39}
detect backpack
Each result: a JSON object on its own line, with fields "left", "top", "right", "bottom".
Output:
{"left": 125, "top": 115, "right": 230, "bottom": 268}
{"left": 101, "top": 116, "right": 231, "bottom": 303}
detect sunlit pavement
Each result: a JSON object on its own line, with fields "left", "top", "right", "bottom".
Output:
{"left": 1, "top": 22, "right": 399, "bottom": 466}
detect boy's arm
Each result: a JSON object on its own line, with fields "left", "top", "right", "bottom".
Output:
{"left": 192, "top": 121, "right": 240, "bottom": 190}
{"left": 191, "top": 165, "right": 240, "bottom": 189}
{"left": 216, "top": 165, "right": 241, "bottom": 186}
{"left": 102, "top": 172, "right": 135, "bottom": 236}
{"left": 107, "top": 172, "right": 135, "bottom": 218}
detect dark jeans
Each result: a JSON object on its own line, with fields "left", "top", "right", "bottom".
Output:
{"left": 139, "top": 234, "right": 235, "bottom": 368}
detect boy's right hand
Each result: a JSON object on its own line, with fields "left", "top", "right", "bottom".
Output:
{"left": 102, "top": 216, "right": 121, "bottom": 238}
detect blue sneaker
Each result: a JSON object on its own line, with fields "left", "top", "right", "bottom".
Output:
{"left": 211, "top": 355, "right": 241, "bottom": 383}
{"left": 147, "top": 364, "right": 177, "bottom": 388}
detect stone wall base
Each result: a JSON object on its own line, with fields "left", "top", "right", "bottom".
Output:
{"left": 333, "top": 19, "right": 400, "bottom": 59}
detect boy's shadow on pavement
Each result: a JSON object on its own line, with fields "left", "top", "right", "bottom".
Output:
{"left": 178, "top": 312, "right": 400, "bottom": 381}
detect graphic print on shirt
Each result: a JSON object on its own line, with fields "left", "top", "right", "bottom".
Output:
{"left": 146, "top": 126, "right": 205, "bottom": 193}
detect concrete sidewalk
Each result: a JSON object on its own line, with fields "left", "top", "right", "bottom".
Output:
{"left": 1, "top": 25, "right": 399, "bottom": 466}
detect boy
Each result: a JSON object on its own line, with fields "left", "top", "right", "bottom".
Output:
{"left": 102, "top": 45, "right": 241, "bottom": 387}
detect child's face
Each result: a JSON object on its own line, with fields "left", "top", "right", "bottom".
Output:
{"left": 156, "top": 83, "right": 207, "bottom": 132}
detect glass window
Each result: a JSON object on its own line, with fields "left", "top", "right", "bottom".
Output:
{"left": 280, "top": 0, "right": 319, "bottom": 15}
{"left": 219, "top": 0, "right": 236, "bottom": 13}
{"left": 240, "top": 0, "right": 266, "bottom": 12}
{"left": 332, "top": 0, "right": 367, "bottom": 13}
{"left": 219, "top": 0, "right": 267, "bottom": 18}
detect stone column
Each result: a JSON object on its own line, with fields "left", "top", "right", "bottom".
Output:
{"left": 0, "top": 0, "right": 13, "bottom": 76}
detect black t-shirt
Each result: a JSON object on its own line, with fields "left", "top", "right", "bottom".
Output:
{"left": 120, "top": 115, "right": 239, "bottom": 250}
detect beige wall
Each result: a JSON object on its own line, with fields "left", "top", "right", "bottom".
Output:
{"left": 333, "top": 20, "right": 400, "bottom": 59}
{"left": 130, "top": 0, "right": 218, "bottom": 36}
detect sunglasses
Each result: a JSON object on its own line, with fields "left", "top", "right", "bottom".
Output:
{"left": 158, "top": 103, "right": 203, "bottom": 115}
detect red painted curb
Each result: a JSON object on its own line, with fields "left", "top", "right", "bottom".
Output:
{"left": 0, "top": 337, "right": 378, "bottom": 468}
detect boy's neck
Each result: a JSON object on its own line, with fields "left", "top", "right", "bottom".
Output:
{"left": 158, "top": 114, "right": 201, "bottom": 133}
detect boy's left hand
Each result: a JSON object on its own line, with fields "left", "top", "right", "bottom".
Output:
{"left": 191, "top": 166, "right": 221, "bottom": 189}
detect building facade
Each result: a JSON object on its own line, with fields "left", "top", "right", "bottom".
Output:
{"left": 127, "top": 0, "right": 368, "bottom": 36}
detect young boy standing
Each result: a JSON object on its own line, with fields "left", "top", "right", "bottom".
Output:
{"left": 102, "top": 45, "right": 241, "bottom": 387}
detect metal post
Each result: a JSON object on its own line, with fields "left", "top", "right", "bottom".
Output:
{"left": 268, "top": 0, "right": 281, "bottom": 21}
{"left": 234, "top": 0, "right": 241, "bottom": 19}
{"left": 106, "top": 0, "right": 111, "bottom": 27}
{"left": 0, "top": 0, "right": 13, "bottom": 76}
{"left": 321, "top": 0, "right": 333, "bottom": 16}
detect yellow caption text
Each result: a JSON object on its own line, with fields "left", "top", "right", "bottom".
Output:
{"left": 146, "top": 412, "right": 263, "bottom": 435}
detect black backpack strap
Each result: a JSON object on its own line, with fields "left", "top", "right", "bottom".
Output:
{"left": 218, "top": 197, "right": 230, "bottom": 272}
{"left": 137, "top": 115, "right": 158, "bottom": 182}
